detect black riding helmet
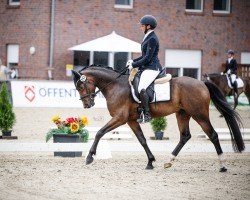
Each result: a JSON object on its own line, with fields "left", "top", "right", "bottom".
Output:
{"left": 227, "top": 49, "right": 235, "bottom": 55}
{"left": 140, "top": 15, "right": 157, "bottom": 29}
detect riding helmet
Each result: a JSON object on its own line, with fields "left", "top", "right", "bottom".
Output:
{"left": 227, "top": 49, "right": 234, "bottom": 55}
{"left": 140, "top": 15, "right": 157, "bottom": 29}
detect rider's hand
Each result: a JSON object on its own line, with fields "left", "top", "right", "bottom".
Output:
{"left": 128, "top": 64, "right": 133, "bottom": 70}
{"left": 126, "top": 60, "right": 133, "bottom": 70}
{"left": 220, "top": 72, "right": 224, "bottom": 75}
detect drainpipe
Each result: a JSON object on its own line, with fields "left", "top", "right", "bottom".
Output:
{"left": 48, "top": 0, "right": 55, "bottom": 80}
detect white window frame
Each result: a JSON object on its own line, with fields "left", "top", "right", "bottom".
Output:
{"left": 9, "top": 0, "right": 20, "bottom": 6}
{"left": 185, "top": 0, "right": 204, "bottom": 13}
{"left": 241, "top": 52, "right": 250, "bottom": 64}
{"left": 165, "top": 49, "right": 202, "bottom": 80}
{"left": 7, "top": 44, "right": 19, "bottom": 67}
{"left": 213, "top": 0, "right": 231, "bottom": 14}
{"left": 114, "top": 0, "right": 133, "bottom": 9}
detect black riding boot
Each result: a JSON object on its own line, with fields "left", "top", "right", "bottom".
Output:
{"left": 233, "top": 81, "right": 238, "bottom": 96}
{"left": 137, "top": 89, "right": 151, "bottom": 124}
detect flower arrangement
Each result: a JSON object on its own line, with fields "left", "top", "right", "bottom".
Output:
{"left": 46, "top": 115, "right": 89, "bottom": 142}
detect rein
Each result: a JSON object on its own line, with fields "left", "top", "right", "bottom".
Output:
{"left": 77, "top": 66, "right": 129, "bottom": 100}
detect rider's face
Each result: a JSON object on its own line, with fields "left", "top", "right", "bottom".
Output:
{"left": 140, "top": 24, "right": 146, "bottom": 32}
{"left": 140, "top": 24, "right": 150, "bottom": 33}
{"left": 227, "top": 53, "right": 233, "bottom": 58}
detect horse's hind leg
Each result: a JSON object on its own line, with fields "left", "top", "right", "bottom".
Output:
{"left": 127, "top": 120, "right": 155, "bottom": 169}
{"left": 194, "top": 117, "right": 227, "bottom": 172}
{"left": 164, "top": 110, "right": 191, "bottom": 168}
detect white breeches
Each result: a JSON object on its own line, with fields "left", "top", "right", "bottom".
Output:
{"left": 229, "top": 74, "right": 236, "bottom": 82}
{"left": 138, "top": 69, "right": 160, "bottom": 93}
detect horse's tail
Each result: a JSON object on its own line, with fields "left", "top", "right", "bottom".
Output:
{"left": 204, "top": 81, "right": 245, "bottom": 152}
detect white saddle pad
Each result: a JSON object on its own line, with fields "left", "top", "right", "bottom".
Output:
{"left": 131, "top": 82, "right": 171, "bottom": 103}
{"left": 226, "top": 76, "right": 244, "bottom": 89}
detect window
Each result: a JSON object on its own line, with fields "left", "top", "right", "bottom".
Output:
{"left": 74, "top": 51, "right": 130, "bottom": 71}
{"left": 165, "top": 49, "right": 202, "bottom": 79}
{"left": 165, "top": 68, "right": 179, "bottom": 78}
{"left": 213, "top": 0, "right": 231, "bottom": 14}
{"left": 186, "top": 0, "right": 203, "bottom": 12}
{"left": 7, "top": 44, "right": 19, "bottom": 68}
{"left": 183, "top": 68, "right": 198, "bottom": 79}
{"left": 94, "top": 52, "right": 109, "bottom": 66}
{"left": 73, "top": 51, "right": 90, "bottom": 71}
{"left": 114, "top": 0, "right": 133, "bottom": 9}
{"left": 9, "top": 0, "right": 20, "bottom": 6}
{"left": 114, "top": 52, "right": 128, "bottom": 72}
{"left": 7, "top": 44, "right": 19, "bottom": 79}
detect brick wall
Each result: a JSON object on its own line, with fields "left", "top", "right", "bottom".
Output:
{"left": 0, "top": 0, "right": 249, "bottom": 80}
{"left": 0, "top": 0, "right": 51, "bottom": 79}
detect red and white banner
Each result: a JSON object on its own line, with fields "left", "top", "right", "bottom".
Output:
{"left": 10, "top": 80, "right": 107, "bottom": 108}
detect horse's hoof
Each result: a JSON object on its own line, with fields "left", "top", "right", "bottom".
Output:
{"left": 145, "top": 165, "right": 154, "bottom": 170}
{"left": 219, "top": 167, "right": 227, "bottom": 172}
{"left": 86, "top": 156, "right": 94, "bottom": 165}
{"left": 164, "top": 162, "right": 172, "bottom": 169}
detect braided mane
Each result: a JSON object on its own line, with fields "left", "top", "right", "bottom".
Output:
{"left": 79, "top": 64, "right": 119, "bottom": 73}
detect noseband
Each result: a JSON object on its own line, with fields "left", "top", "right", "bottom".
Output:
{"left": 75, "top": 66, "right": 129, "bottom": 102}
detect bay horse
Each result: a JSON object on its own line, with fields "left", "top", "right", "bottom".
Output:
{"left": 203, "top": 73, "right": 250, "bottom": 109}
{"left": 72, "top": 65, "right": 245, "bottom": 172}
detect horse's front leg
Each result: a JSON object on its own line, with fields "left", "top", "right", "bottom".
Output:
{"left": 86, "top": 117, "right": 126, "bottom": 165}
{"left": 127, "top": 120, "right": 155, "bottom": 169}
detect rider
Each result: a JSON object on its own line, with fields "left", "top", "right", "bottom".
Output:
{"left": 126, "top": 15, "right": 163, "bottom": 123}
{"left": 222, "top": 50, "right": 238, "bottom": 95}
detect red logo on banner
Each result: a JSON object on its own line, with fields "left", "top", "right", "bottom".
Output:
{"left": 24, "top": 86, "right": 35, "bottom": 102}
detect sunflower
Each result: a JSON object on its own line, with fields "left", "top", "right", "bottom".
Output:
{"left": 51, "top": 115, "right": 61, "bottom": 123}
{"left": 70, "top": 122, "right": 79, "bottom": 133}
{"left": 81, "top": 116, "right": 89, "bottom": 126}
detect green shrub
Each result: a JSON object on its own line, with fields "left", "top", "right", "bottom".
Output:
{"left": 150, "top": 117, "right": 167, "bottom": 132}
{"left": 0, "top": 82, "right": 16, "bottom": 131}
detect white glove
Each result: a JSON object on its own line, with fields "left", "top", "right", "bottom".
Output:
{"left": 220, "top": 72, "right": 224, "bottom": 75}
{"left": 126, "top": 60, "right": 133, "bottom": 70}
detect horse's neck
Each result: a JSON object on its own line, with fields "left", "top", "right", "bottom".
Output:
{"left": 210, "top": 76, "right": 220, "bottom": 83}
{"left": 90, "top": 69, "right": 130, "bottom": 99}
{"left": 88, "top": 69, "right": 121, "bottom": 94}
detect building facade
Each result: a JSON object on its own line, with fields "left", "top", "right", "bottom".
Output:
{"left": 0, "top": 0, "right": 250, "bottom": 80}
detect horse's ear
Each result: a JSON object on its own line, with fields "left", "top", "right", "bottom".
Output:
{"left": 72, "top": 70, "right": 81, "bottom": 87}
{"left": 72, "top": 70, "right": 81, "bottom": 78}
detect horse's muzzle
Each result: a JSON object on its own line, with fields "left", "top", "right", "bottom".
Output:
{"left": 84, "top": 102, "right": 95, "bottom": 109}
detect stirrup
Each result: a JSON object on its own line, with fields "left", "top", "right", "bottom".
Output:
{"left": 137, "top": 112, "right": 145, "bottom": 124}
{"left": 137, "top": 112, "right": 151, "bottom": 124}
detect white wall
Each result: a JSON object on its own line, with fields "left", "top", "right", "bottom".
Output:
{"left": 241, "top": 52, "right": 250, "bottom": 64}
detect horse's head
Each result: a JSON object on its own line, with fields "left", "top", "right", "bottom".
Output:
{"left": 72, "top": 70, "right": 96, "bottom": 108}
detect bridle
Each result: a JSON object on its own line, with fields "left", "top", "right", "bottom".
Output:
{"left": 75, "top": 66, "right": 129, "bottom": 102}
{"left": 75, "top": 73, "right": 96, "bottom": 103}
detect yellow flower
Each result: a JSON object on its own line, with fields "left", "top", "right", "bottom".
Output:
{"left": 52, "top": 115, "right": 61, "bottom": 123}
{"left": 70, "top": 122, "right": 79, "bottom": 133}
{"left": 81, "top": 116, "right": 89, "bottom": 126}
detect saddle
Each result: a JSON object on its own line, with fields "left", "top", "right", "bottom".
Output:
{"left": 225, "top": 75, "right": 244, "bottom": 89}
{"left": 129, "top": 68, "right": 172, "bottom": 102}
